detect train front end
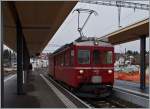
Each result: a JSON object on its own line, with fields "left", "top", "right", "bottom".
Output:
{"left": 74, "top": 44, "right": 114, "bottom": 98}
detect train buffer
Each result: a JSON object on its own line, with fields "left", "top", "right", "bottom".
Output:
{"left": 4, "top": 68, "right": 90, "bottom": 108}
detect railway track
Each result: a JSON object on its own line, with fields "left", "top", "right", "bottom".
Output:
{"left": 81, "top": 96, "right": 142, "bottom": 108}
{"left": 54, "top": 80, "right": 141, "bottom": 108}
{"left": 45, "top": 72, "right": 142, "bottom": 108}
{"left": 55, "top": 80, "right": 141, "bottom": 108}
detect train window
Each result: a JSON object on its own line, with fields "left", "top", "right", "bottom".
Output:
{"left": 61, "top": 54, "right": 64, "bottom": 66}
{"left": 107, "top": 51, "right": 113, "bottom": 64}
{"left": 57, "top": 56, "right": 59, "bottom": 66}
{"left": 93, "top": 50, "right": 100, "bottom": 64}
{"left": 70, "top": 50, "right": 74, "bottom": 66}
{"left": 63, "top": 53, "right": 65, "bottom": 66}
{"left": 65, "top": 51, "right": 70, "bottom": 66}
{"left": 71, "top": 50, "right": 74, "bottom": 56}
{"left": 78, "top": 50, "right": 90, "bottom": 64}
{"left": 101, "top": 51, "right": 113, "bottom": 64}
{"left": 58, "top": 56, "right": 61, "bottom": 66}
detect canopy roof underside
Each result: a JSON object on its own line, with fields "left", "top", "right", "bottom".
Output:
{"left": 104, "top": 19, "right": 149, "bottom": 45}
{"left": 3, "top": 1, "right": 77, "bottom": 56}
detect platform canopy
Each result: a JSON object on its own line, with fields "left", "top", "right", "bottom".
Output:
{"left": 104, "top": 18, "right": 149, "bottom": 45}
{"left": 3, "top": 1, "right": 77, "bottom": 56}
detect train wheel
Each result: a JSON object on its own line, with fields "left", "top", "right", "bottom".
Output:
{"left": 69, "top": 87, "right": 76, "bottom": 93}
{"left": 70, "top": 87, "right": 73, "bottom": 91}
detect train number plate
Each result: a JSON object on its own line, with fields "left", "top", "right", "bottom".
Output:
{"left": 91, "top": 76, "right": 102, "bottom": 83}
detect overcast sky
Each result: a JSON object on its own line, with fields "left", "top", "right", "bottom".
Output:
{"left": 43, "top": 1, "right": 149, "bottom": 53}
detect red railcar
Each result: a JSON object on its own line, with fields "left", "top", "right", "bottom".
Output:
{"left": 48, "top": 37, "right": 114, "bottom": 97}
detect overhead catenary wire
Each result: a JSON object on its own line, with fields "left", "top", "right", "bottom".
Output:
{"left": 80, "top": 0, "right": 149, "bottom": 10}
{"left": 44, "top": 1, "right": 149, "bottom": 53}
{"left": 80, "top": 0, "right": 149, "bottom": 28}
{"left": 98, "top": 7, "right": 148, "bottom": 38}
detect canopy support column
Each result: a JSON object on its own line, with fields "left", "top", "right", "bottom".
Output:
{"left": 16, "top": 21, "right": 24, "bottom": 95}
{"left": 23, "top": 36, "right": 30, "bottom": 83}
{"left": 1, "top": 2, "right": 5, "bottom": 107}
{"left": 8, "top": 2, "right": 25, "bottom": 95}
{"left": 140, "top": 36, "right": 146, "bottom": 90}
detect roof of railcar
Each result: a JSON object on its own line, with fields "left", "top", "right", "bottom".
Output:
{"left": 51, "top": 37, "right": 113, "bottom": 55}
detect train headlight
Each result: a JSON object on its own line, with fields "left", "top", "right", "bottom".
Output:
{"left": 79, "top": 70, "right": 84, "bottom": 74}
{"left": 108, "top": 70, "right": 112, "bottom": 74}
{"left": 95, "top": 41, "right": 98, "bottom": 45}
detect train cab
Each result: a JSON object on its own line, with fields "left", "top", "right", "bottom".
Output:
{"left": 48, "top": 37, "right": 114, "bottom": 97}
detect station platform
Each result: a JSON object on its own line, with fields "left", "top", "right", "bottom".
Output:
{"left": 4, "top": 68, "right": 89, "bottom": 108}
{"left": 114, "top": 80, "right": 149, "bottom": 95}
{"left": 113, "top": 79, "right": 149, "bottom": 107}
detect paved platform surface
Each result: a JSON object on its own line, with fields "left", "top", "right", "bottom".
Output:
{"left": 114, "top": 80, "right": 149, "bottom": 108}
{"left": 4, "top": 68, "right": 88, "bottom": 108}
{"left": 114, "top": 80, "right": 149, "bottom": 95}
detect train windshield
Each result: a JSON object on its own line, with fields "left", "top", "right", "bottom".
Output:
{"left": 93, "top": 50, "right": 100, "bottom": 64}
{"left": 78, "top": 50, "right": 90, "bottom": 64}
{"left": 101, "top": 51, "right": 113, "bottom": 64}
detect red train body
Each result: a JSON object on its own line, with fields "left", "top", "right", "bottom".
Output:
{"left": 48, "top": 37, "right": 114, "bottom": 97}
